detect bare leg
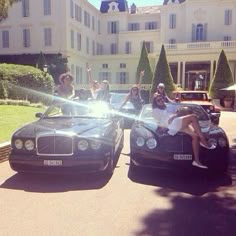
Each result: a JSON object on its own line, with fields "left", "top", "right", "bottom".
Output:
{"left": 183, "top": 127, "right": 204, "bottom": 165}
{"left": 180, "top": 114, "right": 209, "bottom": 147}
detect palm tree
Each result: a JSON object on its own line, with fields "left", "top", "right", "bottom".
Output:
{"left": 0, "top": 0, "right": 20, "bottom": 21}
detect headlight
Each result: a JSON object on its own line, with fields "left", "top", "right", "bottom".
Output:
{"left": 146, "top": 138, "right": 157, "bottom": 149}
{"left": 136, "top": 137, "right": 145, "bottom": 147}
{"left": 78, "top": 140, "right": 89, "bottom": 151}
{"left": 218, "top": 137, "right": 227, "bottom": 147}
{"left": 90, "top": 140, "right": 101, "bottom": 150}
{"left": 25, "top": 139, "right": 34, "bottom": 151}
{"left": 208, "top": 138, "right": 217, "bottom": 148}
{"left": 14, "top": 139, "right": 23, "bottom": 149}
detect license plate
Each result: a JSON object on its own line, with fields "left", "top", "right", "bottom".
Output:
{"left": 43, "top": 160, "right": 63, "bottom": 166}
{"left": 173, "top": 154, "right": 192, "bottom": 160}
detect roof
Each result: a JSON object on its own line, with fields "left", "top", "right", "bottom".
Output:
{"left": 100, "top": 0, "right": 128, "bottom": 13}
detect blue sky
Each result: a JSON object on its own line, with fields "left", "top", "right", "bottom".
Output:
{"left": 88, "top": 0, "right": 163, "bottom": 10}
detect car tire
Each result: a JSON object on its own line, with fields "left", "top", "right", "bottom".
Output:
{"left": 103, "top": 148, "right": 114, "bottom": 177}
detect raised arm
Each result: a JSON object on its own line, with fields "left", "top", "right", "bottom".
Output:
{"left": 86, "top": 63, "right": 92, "bottom": 85}
{"left": 138, "top": 70, "right": 145, "bottom": 90}
{"left": 119, "top": 94, "right": 130, "bottom": 109}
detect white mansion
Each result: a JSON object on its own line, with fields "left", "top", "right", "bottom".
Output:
{"left": 0, "top": 0, "right": 236, "bottom": 91}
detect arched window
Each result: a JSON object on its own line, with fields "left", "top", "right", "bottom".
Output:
{"left": 196, "top": 24, "right": 204, "bottom": 41}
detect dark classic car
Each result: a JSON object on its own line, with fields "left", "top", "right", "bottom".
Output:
{"left": 9, "top": 99, "right": 124, "bottom": 176}
{"left": 172, "top": 90, "right": 221, "bottom": 125}
{"left": 110, "top": 92, "right": 138, "bottom": 128}
{"left": 130, "top": 103, "right": 230, "bottom": 174}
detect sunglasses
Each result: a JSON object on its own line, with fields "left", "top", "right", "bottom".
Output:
{"left": 156, "top": 98, "right": 164, "bottom": 102}
{"left": 132, "top": 88, "right": 138, "bottom": 91}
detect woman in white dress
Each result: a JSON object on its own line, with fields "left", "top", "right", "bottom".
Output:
{"left": 152, "top": 93, "right": 215, "bottom": 169}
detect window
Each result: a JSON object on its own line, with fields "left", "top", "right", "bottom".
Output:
{"left": 125, "top": 42, "right": 131, "bottom": 54}
{"left": 43, "top": 0, "right": 51, "bottom": 15}
{"left": 98, "top": 20, "right": 101, "bottom": 34}
{"left": 102, "top": 64, "right": 108, "bottom": 69}
{"left": 84, "top": 11, "right": 90, "bottom": 28}
{"left": 110, "top": 43, "right": 117, "bottom": 54}
{"left": 97, "top": 43, "right": 103, "bottom": 55}
{"left": 224, "top": 36, "right": 231, "bottom": 41}
{"left": 108, "top": 21, "right": 119, "bottom": 34}
{"left": 120, "top": 63, "right": 126, "bottom": 69}
{"left": 143, "top": 41, "right": 153, "bottom": 53}
{"left": 169, "top": 14, "right": 176, "bottom": 29}
{"left": 169, "top": 38, "right": 176, "bottom": 44}
{"left": 225, "top": 9, "right": 232, "bottom": 25}
{"left": 71, "top": 30, "right": 74, "bottom": 49}
{"left": 2, "top": 31, "right": 9, "bottom": 48}
{"left": 23, "top": 29, "right": 30, "bottom": 47}
{"left": 92, "top": 40, "right": 95, "bottom": 55}
{"left": 44, "top": 28, "right": 52, "bottom": 46}
{"left": 75, "top": 5, "right": 82, "bottom": 22}
{"left": 22, "top": 0, "right": 29, "bottom": 17}
{"left": 145, "top": 21, "right": 158, "bottom": 30}
{"left": 76, "top": 66, "right": 82, "bottom": 84}
{"left": 99, "top": 72, "right": 111, "bottom": 81}
{"left": 77, "top": 32, "right": 81, "bottom": 51}
{"left": 128, "top": 23, "right": 140, "bottom": 31}
{"left": 70, "top": 0, "right": 74, "bottom": 18}
{"left": 192, "top": 24, "right": 207, "bottom": 41}
{"left": 86, "top": 37, "right": 89, "bottom": 54}
{"left": 92, "top": 16, "right": 95, "bottom": 31}
{"left": 117, "top": 72, "right": 128, "bottom": 84}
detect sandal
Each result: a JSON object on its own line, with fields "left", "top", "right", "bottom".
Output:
{"left": 192, "top": 161, "right": 208, "bottom": 169}
{"left": 200, "top": 142, "right": 216, "bottom": 149}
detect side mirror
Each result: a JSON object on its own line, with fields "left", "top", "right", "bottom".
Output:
{"left": 35, "top": 112, "right": 43, "bottom": 118}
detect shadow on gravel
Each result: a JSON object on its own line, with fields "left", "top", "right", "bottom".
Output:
{"left": 0, "top": 172, "right": 110, "bottom": 193}
{"left": 128, "top": 150, "right": 236, "bottom": 197}
{"left": 131, "top": 152, "right": 236, "bottom": 236}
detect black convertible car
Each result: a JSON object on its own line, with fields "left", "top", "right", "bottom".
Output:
{"left": 130, "top": 103, "right": 230, "bottom": 174}
{"left": 9, "top": 99, "right": 124, "bottom": 176}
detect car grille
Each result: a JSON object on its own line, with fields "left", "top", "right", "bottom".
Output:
{"left": 160, "top": 134, "right": 192, "bottom": 152}
{"left": 37, "top": 135, "right": 73, "bottom": 156}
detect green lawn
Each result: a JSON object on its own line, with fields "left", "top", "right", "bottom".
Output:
{"left": 0, "top": 105, "right": 46, "bottom": 143}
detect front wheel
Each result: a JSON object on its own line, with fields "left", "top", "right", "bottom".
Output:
{"left": 103, "top": 148, "right": 114, "bottom": 177}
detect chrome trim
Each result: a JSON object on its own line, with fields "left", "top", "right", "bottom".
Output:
{"left": 36, "top": 133, "right": 74, "bottom": 156}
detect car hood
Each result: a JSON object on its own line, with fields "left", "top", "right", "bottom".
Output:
{"left": 180, "top": 101, "right": 212, "bottom": 106}
{"left": 13, "top": 118, "right": 112, "bottom": 138}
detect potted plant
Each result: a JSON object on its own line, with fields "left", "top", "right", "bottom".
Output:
{"left": 223, "top": 96, "right": 233, "bottom": 108}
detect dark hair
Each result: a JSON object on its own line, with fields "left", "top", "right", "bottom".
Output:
{"left": 152, "top": 93, "right": 165, "bottom": 109}
{"left": 59, "top": 72, "right": 74, "bottom": 84}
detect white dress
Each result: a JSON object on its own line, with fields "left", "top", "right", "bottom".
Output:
{"left": 152, "top": 108, "right": 183, "bottom": 136}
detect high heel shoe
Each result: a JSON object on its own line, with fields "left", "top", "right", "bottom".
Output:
{"left": 192, "top": 161, "right": 208, "bottom": 169}
{"left": 199, "top": 142, "right": 216, "bottom": 149}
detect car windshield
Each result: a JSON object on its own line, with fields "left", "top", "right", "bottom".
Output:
{"left": 140, "top": 103, "right": 210, "bottom": 122}
{"left": 110, "top": 93, "right": 134, "bottom": 109}
{"left": 43, "top": 100, "right": 111, "bottom": 119}
{"left": 180, "top": 92, "right": 208, "bottom": 100}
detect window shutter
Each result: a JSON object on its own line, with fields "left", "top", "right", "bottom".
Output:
{"left": 192, "top": 24, "right": 196, "bottom": 42}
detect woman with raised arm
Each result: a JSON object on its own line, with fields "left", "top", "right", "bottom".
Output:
{"left": 152, "top": 93, "right": 215, "bottom": 169}
{"left": 86, "top": 63, "right": 100, "bottom": 99}
{"left": 119, "top": 70, "right": 145, "bottom": 114}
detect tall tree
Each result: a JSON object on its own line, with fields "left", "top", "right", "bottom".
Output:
{"left": 136, "top": 41, "right": 153, "bottom": 84}
{"left": 0, "top": 0, "right": 20, "bottom": 22}
{"left": 209, "top": 49, "right": 234, "bottom": 99}
{"left": 151, "top": 44, "right": 175, "bottom": 95}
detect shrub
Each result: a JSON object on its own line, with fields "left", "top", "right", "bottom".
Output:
{"left": 209, "top": 50, "right": 234, "bottom": 99}
{"left": 0, "top": 63, "right": 55, "bottom": 104}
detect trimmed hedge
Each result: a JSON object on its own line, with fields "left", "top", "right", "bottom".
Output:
{"left": 0, "top": 63, "right": 54, "bottom": 104}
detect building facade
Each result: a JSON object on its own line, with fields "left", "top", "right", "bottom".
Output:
{"left": 0, "top": 0, "right": 236, "bottom": 91}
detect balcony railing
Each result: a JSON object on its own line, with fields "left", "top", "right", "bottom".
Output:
{"left": 165, "top": 40, "right": 236, "bottom": 51}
